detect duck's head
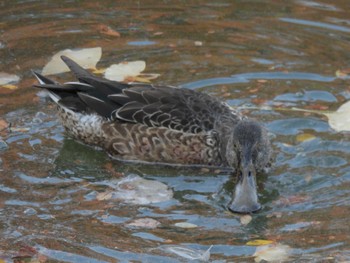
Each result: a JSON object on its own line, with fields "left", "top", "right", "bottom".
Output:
{"left": 225, "top": 121, "right": 271, "bottom": 214}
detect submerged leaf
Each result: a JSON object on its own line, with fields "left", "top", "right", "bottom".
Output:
{"left": 96, "top": 191, "right": 113, "bottom": 201}
{"left": 240, "top": 215, "right": 252, "bottom": 225}
{"left": 42, "top": 47, "right": 102, "bottom": 75}
{"left": 174, "top": 222, "right": 198, "bottom": 228}
{"left": 0, "top": 72, "right": 20, "bottom": 85}
{"left": 104, "top": 61, "right": 146, "bottom": 82}
{"left": 159, "top": 245, "right": 212, "bottom": 261}
{"left": 97, "top": 175, "right": 173, "bottom": 205}
{"left": 296, "top": 133, "right": 316, "bottom": 143}
{"left": 127, "top": 218, "right": 160, "bottom": 229}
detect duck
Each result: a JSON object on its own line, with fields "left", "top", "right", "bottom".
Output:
{"left": 33, "top": 55, "right": 272, "bottom": 214}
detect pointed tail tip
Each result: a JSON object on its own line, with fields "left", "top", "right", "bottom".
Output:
{"left": 59, "top": 55, "right": 93, "bottom": 79}
{"left": 32, "top": 70, "right": 56, "bottom": 85}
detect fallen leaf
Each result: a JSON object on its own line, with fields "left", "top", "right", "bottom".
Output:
{"left": 291, "top": 102, "right": 350, "bottom": 132}
{"left": 132, "top": 76, "right": 151, "bottom": 83}
{"left": 127, "top": 218, "right": 160, "bottom": 229}
{"left": 240, "top": 215, "right": 252, "bottom": 225}
{"left": 266, "top": 212, "right": 283, "bottom": 218}
{"left": 325, "top": 100, "right": 350, "bottom": 132}
{"left": 0, "top": 119, "right": 8, "bottom": 130}
{"left": 92, "top": 67, "right": 106, "bottom": 74}
{"left": 97, "top": 24, "right": 121, "bottom": 37}
{"left": 0, "top": 72, "right": 20, "bottom": 85}
{"left": 42, "top": 47, "right": 102, "bottom": 75}
{"left": 336, "top": 68, "right": 350, "bottom": 78}
{"left": 247, "top": 239, "right": 274, "bottom": 246}
{"left": 102, "top": 175, "right": 173, "bottom": 204}
{"left": 139, "top": 73, "right": 160, "bottom": 80}
{"left": 304, "top": 104, "right": 329, "bottom": 111}
{"left": 296, "top": 133, "right": 316, "bottom": 143}
{"left": 1, "top": 84, "right": 17, "bottom": 90}
{"left": 200, "top": 167, "right": 210, "bottom": 173}
{"left": 274, "top": 195, "right": 310, "bottom": 206}
{"left": 174, "top": 222, "right": 198, "bottom": 229}
{"left": 96, "top": 191, "right": 113, "bottom": 201}
{"left": 9, "top": 127, "right": 30, "bottom": 132}
{"left": 159, "top": 245, "right": 212, "bottom": 261}
{"left": 253, "top": 243, "right": 291, "bottom": 262}
{"left": 104, "top": 61, "right": 146, "bottom": 82}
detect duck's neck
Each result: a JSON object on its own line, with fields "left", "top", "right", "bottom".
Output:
{"left": 214, "top": 115, "right": 239, "bottom": 166}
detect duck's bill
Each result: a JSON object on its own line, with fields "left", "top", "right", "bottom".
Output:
{"left": 228, "top": 168, "right": 261, "bottom": 214}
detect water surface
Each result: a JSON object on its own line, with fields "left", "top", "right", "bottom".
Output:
{"left": 1, "top": 0, "right": 350, "bottom": 262}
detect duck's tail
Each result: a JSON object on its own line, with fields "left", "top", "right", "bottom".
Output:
{"left": 33, "top": 56, "right": 129, "bottom": 118}
{"left": 32, "top": 58, "right": 110, "bottom": 146}
{"left": 32, "top": 71, "right": 61, "bottom": 104}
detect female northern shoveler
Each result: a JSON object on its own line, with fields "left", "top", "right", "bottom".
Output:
{"left": 33, "top": 56, "right": 272, "bottom": 213}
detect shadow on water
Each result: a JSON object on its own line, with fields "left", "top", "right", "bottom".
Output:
{"left": 1, "top": 0, "right": 350, "bottom": 262}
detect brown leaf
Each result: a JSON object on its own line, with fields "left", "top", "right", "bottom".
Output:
{"left": 104, "top": 162, "right": 124, "bottom": 177}
{"left": 97, "top": 24, "right": 121, "bottom": 37}
{"left": 274, "top": 195, "right": 310, "bottom": 206}
{"left": 304, "top": 104, "right": 329, "bottom": 111}
{"left": 0, "top": 119, "right": 8, "bottom": 130}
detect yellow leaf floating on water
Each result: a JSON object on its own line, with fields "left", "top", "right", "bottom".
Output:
{"left": 92, "top": 67, "right": 107, "bottom": 74}
{"left": 132, "top": 76, "right": 151, "bottom": 83}
{"left": 296, "top": 133, "right": 316, "bottom": 143}
{"left": 42, "top": 47, "right": 102, "bottom": 75}
{"left": 104, "top": 61, "right": 146, "bottom": 82}
{"left": 1, "top": 84, "right": 17, "bottom": 90}
{"left": 247, "top": 239, "right": 274, "bottom": 246}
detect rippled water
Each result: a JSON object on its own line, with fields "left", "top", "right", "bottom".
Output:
{"left": 1, "top": 1, "right": 350, "bottom": 262}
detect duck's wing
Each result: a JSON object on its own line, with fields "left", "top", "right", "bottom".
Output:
{"left": 110, "top": 84, "right": 231, "bottom": 133}
{"left": 34, "top": 56, "right": 238, "bottom": 134}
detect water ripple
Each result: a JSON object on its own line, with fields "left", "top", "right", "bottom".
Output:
{"left": 280, "top": 18, "right": 350, "bottom": 33}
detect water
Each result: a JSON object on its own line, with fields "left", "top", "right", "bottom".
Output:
{"left": 1, "top": 0, "right": 350, "bottom": 262}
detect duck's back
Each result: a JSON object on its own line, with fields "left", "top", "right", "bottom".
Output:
{"left": 34, "top": 56, "right": 241, "bottom": 166}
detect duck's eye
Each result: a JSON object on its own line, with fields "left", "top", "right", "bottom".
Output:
{"left": 206, "top": 137, "right": 215, "bottom": 146}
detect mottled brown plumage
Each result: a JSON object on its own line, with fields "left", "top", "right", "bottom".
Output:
{"left": 33, "top": 55, "right": 273, "bottom": 213}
